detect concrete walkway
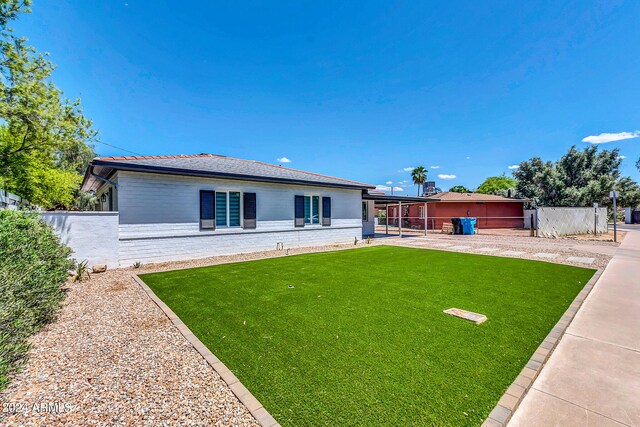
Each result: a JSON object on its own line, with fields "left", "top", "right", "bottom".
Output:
{"left": 509, "top": 230, "right": 640, "bottom": 426}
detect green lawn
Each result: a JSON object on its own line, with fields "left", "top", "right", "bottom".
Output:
{"left": 140, "top": 245, "right": 594, "bottom": 426}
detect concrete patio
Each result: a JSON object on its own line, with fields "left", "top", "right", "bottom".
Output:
{"left": 509, "top": 229, "right": 640, "bottom": 426}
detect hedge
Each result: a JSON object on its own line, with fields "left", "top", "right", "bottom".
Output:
{"left": 0, "top": 210, "right": 73, "bottom": 389}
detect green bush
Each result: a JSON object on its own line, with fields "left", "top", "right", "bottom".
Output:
{"left": 0, "top": 210, "right": 73, "bottom": 390}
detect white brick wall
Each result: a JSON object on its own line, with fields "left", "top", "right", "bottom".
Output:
{"left": 119, "top": 226, "right": 361, "bottom": 265}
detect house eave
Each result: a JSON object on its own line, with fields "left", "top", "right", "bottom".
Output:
{"left": 82, "top": 160, "right": 376, "bottom": 192}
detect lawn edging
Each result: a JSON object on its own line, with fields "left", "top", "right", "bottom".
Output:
{"left": 482, "top": 268, "right": 604, "bottom": 427}
{"left": 131, "top": 274, "right": 280, "bottom": 427}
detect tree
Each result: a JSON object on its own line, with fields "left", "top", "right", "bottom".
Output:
{"left": 411, "top": 166, "right": 427, "bottom": 196}
{"left": 449, "top": 185, "right": 470, "bottom": 193}
{"left": 0, "top": 0, "right": 97, "bottom": 208}
{"left": 476, "top": 174, "right": 517, "bottom": 196}
{"left": 616, "top": 177, "right": 640, "bottom": 209}
{"left": 513, "top": 145, "right": 624, "bottom": 207}
{"left": 73, "top": 190, "right": 99, "bottom": 211}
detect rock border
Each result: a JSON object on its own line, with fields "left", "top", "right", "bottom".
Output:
{"left": 481, "top": 268, "right": 604, "bottom": 427}
{"left": 131, "top": 274, "right": 280, "bottom": 427}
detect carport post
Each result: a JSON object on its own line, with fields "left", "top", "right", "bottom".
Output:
{"left": 424, "top": 202, "right": 428, "bottom": 236}
{"left": 385, "top": 203, "right": 389, "bottom": 235}
{"left": 398, "top": 201, "right": 402, "bottom": 237}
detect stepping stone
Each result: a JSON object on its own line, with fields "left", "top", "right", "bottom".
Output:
{"left": 477, "top": 247, "right": 499, "bottom": 252}
{"left": 567, "top": 256, "right": 595, "bottom": 264}
{"left": 534, "top": 252, "right": 560, "bottom": 259}
{"left": 502, "top": 250, "right": 525, "bottom": 256}
{"left": 443, "top": 308, "right": 487, "bottom": 324}
{"left": 449, "top": 245, "right": 471, "bottom": 250}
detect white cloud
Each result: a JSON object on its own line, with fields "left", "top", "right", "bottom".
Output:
{"left": 430, "top": 165, "right": 440, "bottom": 169}
{"left": 376, "top": 184, "right": 406, "bottom": 193}
{"left": 465, "top": 156, "right": 471, "bottom": 160}
{"left": 582, "top": 131, "right": 640, "bottom": 144}
{"left": 438, "top": 174, "right": 457, "bottom": 180}
{"left": 399, "top": 180, "right": 408, "bottom": 184}
{"left": 385, "top": 181, "right": 393, "bottom": 185}
{"left": 618, "top": 155, "right": 627, "bottom": 159}
{"left": 398, "top": 167, "right": 414, "bottom": 172}
{"left": 508, "top": 165, "right": 520, "bottom": 170}
{"left": 277, "top": 157, "right": 291, "bottom": 163}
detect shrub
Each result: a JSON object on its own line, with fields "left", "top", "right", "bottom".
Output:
{"left": 74, "top": 260, "right": 91, "bottom": 282}
{"left": 0, "top": 210, "right": 73, "bottom": 390}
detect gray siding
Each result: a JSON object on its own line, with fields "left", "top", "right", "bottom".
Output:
{"left": 117, "top": 170, "right": 361, "bottom": 230}
{"left": 113, "top": 171, "right": 363, "bottom": 265}
{"left": 96, "top": 175, "right": 118, "bottom": 212}
{"left": 362, "top": 200, "right": 375, "bottom": 236}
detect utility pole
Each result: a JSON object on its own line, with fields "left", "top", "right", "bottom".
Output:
{"left": 610, "top": 191, "right": 619, "bottom": 242}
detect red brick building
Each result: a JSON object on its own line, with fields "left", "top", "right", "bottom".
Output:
{"left": 386, "top": 192, "right": 527, "bottom": 230}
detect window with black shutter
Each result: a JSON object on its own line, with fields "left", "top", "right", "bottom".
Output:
{"left": 243, "top": 192, "right": 257, "bottom": 229}
{"left": 322, "top": 197, "right": 331, "bottom": 226}
{"left": 294, "top": 195, "right": 305, "bottom": 227}
{"left": 200, "top": 190, "right": 215, "bottom": 229}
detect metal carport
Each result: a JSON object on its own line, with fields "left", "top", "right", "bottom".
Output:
{"left": 362, "top": 192, "right": 440, "bottom": 236}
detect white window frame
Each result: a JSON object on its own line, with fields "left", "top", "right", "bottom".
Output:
{"left": 303, "top": 195, "right": 321, "bottom": 226}
{"left": 216, "top": 190, "right": 243, "bottom": 228}
{"left": 418, "top": 206, "right": 424, "bottom": 218}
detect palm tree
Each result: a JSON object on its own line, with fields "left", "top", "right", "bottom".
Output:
{"left": 411, "top": 166, "right": 428, "bottom": 196}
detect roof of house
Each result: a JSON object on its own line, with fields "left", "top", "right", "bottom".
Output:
{"left": 81, "top": 154, "right": 375, "bottom": 192}
{"left": 429, "top": 192, "right": 528, "bottom": 202}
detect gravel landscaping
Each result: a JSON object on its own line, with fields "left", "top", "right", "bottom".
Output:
{"left": 381, "top": 233, "right": 615, "bottom": 269}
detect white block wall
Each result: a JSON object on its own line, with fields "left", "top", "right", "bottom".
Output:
{"left": 114, "top": 171, "right": 364, "bottom": 265}
{"left": 536, "top": 207, "right": 608, "bottom": 237}
{"left": 41, "top": 211, "right": 119, "bottom": 268}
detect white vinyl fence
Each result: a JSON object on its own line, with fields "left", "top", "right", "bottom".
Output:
{"left": 527, "top": 207, "right": 608, "bottom": 238}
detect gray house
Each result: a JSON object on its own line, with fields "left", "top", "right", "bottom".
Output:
{"left": 77, "top": 154, "right": 375, "bottom": 266}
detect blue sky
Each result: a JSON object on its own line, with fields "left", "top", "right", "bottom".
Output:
{"left": 16, "top": 1, "right": 640, "bottom": 194}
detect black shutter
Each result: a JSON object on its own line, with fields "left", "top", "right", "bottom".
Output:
{"left": 200, "top": 190, "right": 215, "bottom": 229}
{"left": 322, "top": 196, "right": 331, "bottom": 226}
{"left": 294, "top": 195, "right": 305, "bottom": 227}
{"left": 243, "top": 192, "right": 257, "bottom": 229}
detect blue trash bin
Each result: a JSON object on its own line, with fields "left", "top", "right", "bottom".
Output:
{"left": 461, "top": 217, "right": 476, "bottom": 235}
{"left": 460, "top": 217, "right": 469, "bottom": 235}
